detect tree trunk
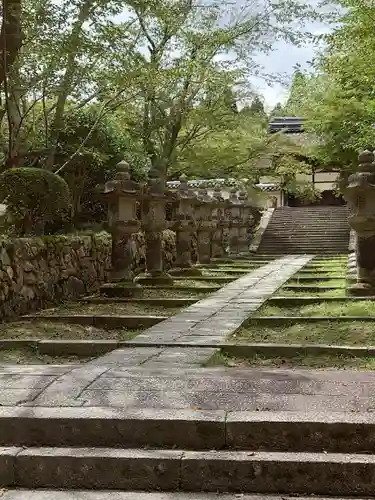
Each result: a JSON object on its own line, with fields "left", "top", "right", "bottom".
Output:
{"left": 0, "top": 0, "right": 22, "bottom": 87}
{"left": 5, "top": 68, "right": 22, "bottom": 167}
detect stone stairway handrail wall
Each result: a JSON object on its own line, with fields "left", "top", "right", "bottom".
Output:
{"left": 249, "top": 208, "right": 274, "bottom": 253}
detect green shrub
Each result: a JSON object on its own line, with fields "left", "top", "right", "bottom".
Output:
{"left": 0, "top": 168, "right": 71, "bottom": 235}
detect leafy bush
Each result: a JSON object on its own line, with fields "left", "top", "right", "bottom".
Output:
{"left": 0, "top": 168, "right": 71, "bottom": 235}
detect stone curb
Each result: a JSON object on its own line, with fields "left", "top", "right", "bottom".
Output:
{"left": 101, "top": 285, "right": 221, "bottom": 297}
{"left": 268, "top": 296, "right": 375, "bottom": 304}
{"left": 221, "top": 343, "right": 375, "bottom": 359}
{"left": 3, "top": 408, "right": 375, "bottom": 453}
{"left": 24, "top": 314, "right": 167, "bottom": 329}
{"left": 1, "top": 493, "right": 357, "bottom": 500}
{"left": 2, "top": 340, "right": 375, "bottom": 359}
{"left": 172, "top": 276, "right": 236, "bottom": 283}
{"left": 1, "top": 446, "right": 375, "bottom": 494}
{"left": 80, "top": 297, "right": 199, "bottom": 307}
{"left": 282, "top": 285, "right": 345, "bottom": 292}
{"left": 246, "top": 316, "right": 375, "bottom": 325}
{"left": 288, "top": 276, "right": 346, "bottom": 281}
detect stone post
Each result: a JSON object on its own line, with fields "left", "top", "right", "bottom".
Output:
{"left": 211, "top": 186, "right": 229, "bottom": 258}
{"left": 102, "top": 160, "right": 142, "bottom": 295}
{"left": 344, "top": 150, "right": 375, "bottom": 295}
{"left": 196, "top": 189, "right": 216, "bottom": 264}
{"left": 227, "top": 188, "right": 242, "bottom": 255}
{"left": 138, "top": 176, "right": 173, "bottom": 285}
{"left": 238, "top": 190, "right": 254, "bottom": 254}
{"left": 169, "top": 175, "right": 201, "bottom": 276}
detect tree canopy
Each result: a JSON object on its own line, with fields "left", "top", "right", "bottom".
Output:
{"left": 275, "top": 1, "right": 375, "bottom": 177}
{"left": 0, "top": 0, "right": 328, "bottom": 227}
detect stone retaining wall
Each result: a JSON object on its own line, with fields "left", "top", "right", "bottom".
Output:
{"left": 0, "top": 230, "right": 177, "bottom": 321}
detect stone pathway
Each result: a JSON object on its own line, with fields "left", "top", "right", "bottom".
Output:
{"left": 2, "top": 363, "right": 375, "bottom": 410}
{"left": 127, "top": 256, "right": 311, "bottom": 346}
{"left": 5, "top": 255, "right": 375, "bottom": 497}
{"left": 0, "top": 255, "right": 312, "bottom": 407}
{"left": 4, "top": 253, "right": 375, "bottom": 410}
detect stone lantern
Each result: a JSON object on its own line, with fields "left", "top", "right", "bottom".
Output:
{"left": 102, "top": 160, "right": 142, "bottom": 293}
{"left": 138, "top": 173, "right": 173, "bottom": 285}
{"left": 170, "top": 175, "right": 201, "bottom": 276}
{"left": 238, "top": 190, "right": 254, "bottom": 254}
{"left": 196, "top": 188, "right": 216, "bottom": 264}
{"left": 227, "top": 188, "right": 242, "bottom": 255}
{"left": 344, "top": 150, "right": 375, "bottom": 295}
{"left": 211, "top": 186, "right": 229, "bottom": 258}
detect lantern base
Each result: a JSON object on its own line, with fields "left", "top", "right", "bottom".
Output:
{"left": 169, "top": 266, "right": 202, "bottom": 277}
{"left": 136, "top": 272, "right": 174, "bottom": 286}
{"left": 348, "top": 281, "right": 375, "bottom": 297}
{"left": 100, "top": 282, "right": 143, "bottom": 298}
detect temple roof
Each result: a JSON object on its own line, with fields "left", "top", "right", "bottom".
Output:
{"left": 166, "top": 178, "right": 279, "bottom": 193}
{"left": 167, "top": 178, "right": 241, "bottom": 189}
{"left": 255, "top": 183, "right": 280, "bottom": 192}
{"left": 268, "top": 117, "right": 306, "bottom": 134}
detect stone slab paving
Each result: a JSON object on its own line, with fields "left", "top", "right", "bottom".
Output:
{"left": 128, "top": 255, "right": 312, "bottom": 347}
{"left": 76, "top": 367, "right": 375, "bottom": 410}
{"left": 0, "top": 255, "right": 313, "bottom": 408}
{"left": 0, "top": 493, "right": 367, "bottom": 500}
{"left": 3, "top": 364, "right": 375, "bottom": 411}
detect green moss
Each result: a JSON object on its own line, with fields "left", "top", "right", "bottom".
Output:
{"left": 233, "top": 320, "right": 375, "bottom": 345}
{"left": 0, "top": 320, "right": 143, "bottom": 340}
{"left": 208, "top": 351, "right": 375, "bottom": 370}
{"left": 0, "top": 347, "right": 93, "bottom": 365}
{"left": 258, "top": 301, "right": 375, "bottom": 317}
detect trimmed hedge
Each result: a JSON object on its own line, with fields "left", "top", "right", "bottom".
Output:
{"left": 0, "top": 168, "right": 70, "bottom": 235}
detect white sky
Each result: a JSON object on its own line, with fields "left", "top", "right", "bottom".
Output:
{"left": 115, "top": 1, "right": 336, "bottom": 111}
{"left": 253, "top": 26, "right": 331, "bottom": 110}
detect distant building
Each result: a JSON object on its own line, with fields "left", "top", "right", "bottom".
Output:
{"left": 256, "top": 117, "right": 343, "bottom": 207}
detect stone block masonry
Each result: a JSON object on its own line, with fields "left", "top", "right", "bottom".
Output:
{"left": 0, "top": 232, "right": 112, "bottom": 320}
{"left": 0, "top": 229, "right": 177, "bottom": 321}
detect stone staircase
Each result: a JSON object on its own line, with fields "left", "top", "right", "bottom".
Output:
{"left": 4, "top": 255, "right": 375, "bottom": 499}
{"left": 258, "top": 206, "right": 350, "bottom": 255}
{"left": 3, "top": 407, "right": 375, "bottom": 496}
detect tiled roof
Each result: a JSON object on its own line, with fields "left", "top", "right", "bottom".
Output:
{"left": 269, "top": 117, "right": 306, "bottom": 134}
{"left": 166, "top": 179, "right": 280, "bottom": 193}
{"left": 255, "top": 183, "right": 280, "bottom": 192}
{"left": 167, "top": 178, "right": 242, "bottom": 189}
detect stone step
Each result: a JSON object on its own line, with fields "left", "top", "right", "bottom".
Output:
{"left": 261, "top": 233, "right": 349, "bottom": 237}
{"left": 268, "top": 296, "right": 372, "bottom": 305}
{"left": 259, "top": 249, "right": 348, "bottom": 253}
{"left": 261, "top": 231, "right": 349, "bottom": 235}
{"left": 82, "top": 297, "right": 198, "bottom": 307}
{"left": 2, "top": 408, "right": 375, "bottom": 453}
{"left": 3, "top": 493, "right": 363, "bottom": 500}
{"left": 289, "top": 276, "right": 345, "bottom": 281}
{"left": 260, "top": 237, "right": 349, "bottom": 241}
{"left": 282, "top": 285, "right": 345, "bottom": 292}
{"left": 260, "top": 232, "right": 349, "bottom": 237}
{"left": 3, "top": 446, "right": 375, "bottom": 494}
{"left": 259, "top": 241, "right": 349, "bottom": 245}
{"left": 268, "top": 217, "right": 349, "bottom": 221}
{"left": 259, "top": 245, "right": 349, "bottom": 249}
{"left": 259, "top": 243, "right": 349, "bottom": 248}
{"left": 248, "top": 316, "right": 374, "bottom": 325}
{"left": 100, "top": 284, "right": 221, "bottom": 297}
{"left": 269, "top": 214, "right": 348, "bottom": 218}
{"left": 25, "top": 314, "right": 167, "bottom": 329}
